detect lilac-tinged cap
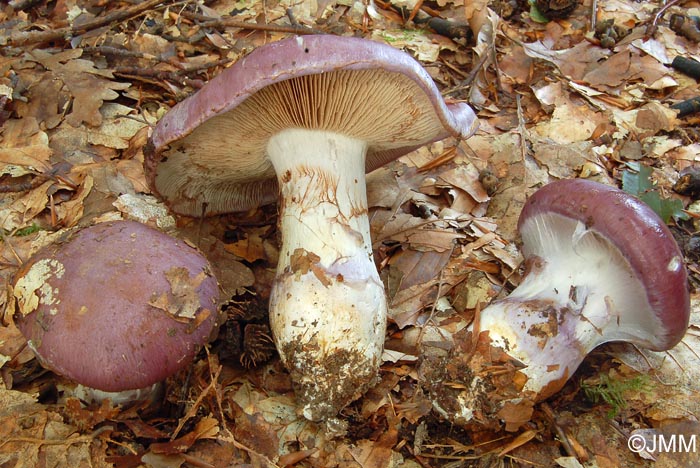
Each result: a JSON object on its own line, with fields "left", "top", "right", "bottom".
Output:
{"left": 13, "top": 220, "right": 220, "bottom": 392}
{"left": 518, "top": 178, "right": 690, "bottom": 350}
{"left": 145, "top": 34, "right": 478, "bottom": 216}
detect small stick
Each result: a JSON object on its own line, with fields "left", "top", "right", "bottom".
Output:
{"left": 113, "top": 67, "right": 206, "bottom": 88}
{"left": 671, "top": 56, "right": 700, "bottom": 79}
{"left": 81, "top": 45, "right": 159, "bottom": 61}
{"left": 7, "top": 0, "right": 166, "bottom": 46}
{"left": 421, "top": 17, "right": 471, "bottom": 41}
{"left": 285, "top": 8, "right": 300, "bottom": 27}
{"left": 8, "top": 0, "right": 42, "bottom": 11}
{"left": 408, "top": 0, "right": 425, "bottom": 23}
{"left": 671, "top": 96, "right": 700, "bottom": 117}
{"left": 644, "top": 0, "right": 681, "bottom": 39}
{"left": 180, "top": 11, "right": 324, "bottom": 35}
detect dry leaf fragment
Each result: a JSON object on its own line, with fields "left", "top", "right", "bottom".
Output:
{"left": 86, "top": 103, "right": 149, "bottom": 149}
{"left": 62, "top": 398, "right": 119, "bottom": 431}
{"left": 149, "top": 267, "right": 208, "bottom": 321}
{"left": 23, "top": 49, "right": 129, "bottom": 128}
{"left": 348, "top": 423, "right": 399, "bottom": 468}
{"left": 54, "top": 173, "right": 93, "bottom": 227}
{"left": 148, "top": 416, "right": 220, "bottom": 455}
{"left": 438, "top": 164, "right": 491, "bottom": 204}
{"left": 497, "top": 429, "right": 538, "bottom": 456}
{"left": 378, "top": 212, "right": 465, "bottom": 252}
{"left": 0, "top": 180, "right": 52, "bottom": 231}
{"left": 113, "top": 193, "right": 176, "bottom": 229}
{"left": 0, "top": 118, "right": 53, "bottom": 174}
{"left": 223, "top": 228, "right": 268, "bottom": 263}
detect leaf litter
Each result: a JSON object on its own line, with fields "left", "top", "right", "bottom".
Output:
{"left": 0, "top": 0, "right": 699, "bottom": 467}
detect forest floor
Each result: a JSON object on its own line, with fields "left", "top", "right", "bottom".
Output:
{"left": 1, "top": 0, "right": 699, "bottom": 467}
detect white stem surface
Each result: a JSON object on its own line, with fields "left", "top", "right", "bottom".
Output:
{"left": 478, "top": 213, "right": 656, "bottom": 397}
{"left": 267, "top": 128, "right": 387, "bottom": 421}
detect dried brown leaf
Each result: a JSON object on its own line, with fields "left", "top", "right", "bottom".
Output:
{"left": 223, "top": 229, "right": 268, "bottom": 263}
{"left": 377, "top": 213, "right": 465, "bottom": 252}
{"left": 0, "top": 118, "right": 52, "bottom": 174}
{"left": 347, "top": 423, "right": 398, "bottom": 468}
{"left": 149, "top": 267, "right": 208, "bottom": 321}
{"left": 54, "top": 173, "right": 93, "bottom": 227}
{"left": 149, "top": 416, "right": 219, "bottom": 455}
{"left": 0, "top": 181, "right": 52, "bottom": 231}
{"left": 23, "top": 49, "right": 129, "bottom": 128}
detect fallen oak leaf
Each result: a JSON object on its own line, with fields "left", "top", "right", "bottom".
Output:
{"left": 62, "top": 398, "right": 120, "bottom": 432}
{"left": 0, "top": 180, "right": 53, "bottom": 231}
{"left": 54, "top": 174, "right": 93, "bottom": 227}
{"left": 23, "top": 49, "right": 130, "bottom": 128}
{"left": 0, "top": 118, "right": 53, "bottom": 175}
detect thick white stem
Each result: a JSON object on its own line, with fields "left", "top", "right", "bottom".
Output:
{"left": 476, "top": 256, "right": 610, "bottom": 398}
{"left": 267, "top": 129, "right": 387, "bottom": 421}
{"left": 477, "top": 215, "right": 656, "bottom": 398}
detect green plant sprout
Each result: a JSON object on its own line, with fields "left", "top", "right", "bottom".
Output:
{"left": 581, "top": 372, "right": 651, "bottom": 419}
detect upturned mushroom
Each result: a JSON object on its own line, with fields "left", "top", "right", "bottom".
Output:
{"left": 12, "top": 220, "right": 220, "bottom": 404}
{"left": 144, "top": 35, "right": 479, "bottom": 421}
{"left": 426, "top": 179, "right": 690, "bottom": 428}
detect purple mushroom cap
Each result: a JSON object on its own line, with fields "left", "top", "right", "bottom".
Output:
{"left": 13, "top": 220, "right": 220, "bottom": 392}
{"left": 518, "top": 178, "right": 690, "bottom": 350}
{"left": 144, "top": 34, "right": 478, "bottom": 216}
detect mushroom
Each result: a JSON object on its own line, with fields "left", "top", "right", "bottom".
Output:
{"left": 12, "top": 220, "right": 220, "bottom": 404}
{"left": 144, "top": 35, "right": 478, "bottom": 421}
{"left": 426, "top": 178, "right": 690, "bottom": 427}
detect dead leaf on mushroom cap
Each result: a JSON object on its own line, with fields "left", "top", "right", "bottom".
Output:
{"left": 148, "top": 267, "right": 209, "bottom": 321}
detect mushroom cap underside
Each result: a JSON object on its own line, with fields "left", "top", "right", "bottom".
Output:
{"left": 517, "top": 178, "right": 690, "bottom": 350}
{"left": 145, "top": 34, "right": 478, "bottom": 216}
{"left": 12, "top": 220, "right": 220, "bottom": 392}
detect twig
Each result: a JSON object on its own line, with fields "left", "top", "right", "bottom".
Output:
{"left": 0, "top": 226, "right": 23, "bottom": 267}
{"left": 444, "top": 50, "right": 491, "bottom": 95}
{"left": 671, "top": 56, "right": 700, "bottom": 79}
{"left": 541, "top": 403, "right": 581, "bottom": 459}
{"left": 113, "top": 67, "right": 206, "bottom": 89}
{"left": 8, "top": 0, "right": 42, "bottom": 11}
{"left": 81, "top": 45, "right": 161, "bottom": 61}
{"left": 170, "top": 362, "right": 222, "bottom": 440}
{"left": 671, "top": 96, "right": 700, "bottom": 117}
{"left": 644, "top": 0, "right": 682, "bottom": 39}
{"left": 285, "top": 8, "right": 300, "bottom": 27}
{"left": 1, "top": 426, "right": 113, "bottom": 448}
{"left": 421, "top": 17, "right": 471, "bottom": 41}
{"left": 0, "top": 174, "right": 50, "bottom": 193}
{"left": 408, "top": 0, "right": 425, "bottom": 23}
{"left": 0, "top": 164, "right": 76, "bottom": 194}
{"left": 6, "top": 0, "right": 167, "bottom": 46}
{"left": 515, "top": 94, "right": 530, "bottom": 162}
{"left": 179, "top": 11, "right": 324, "bottom": 35}
{"left": 416, "top": 243, "right": 456, "bottom": 348}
